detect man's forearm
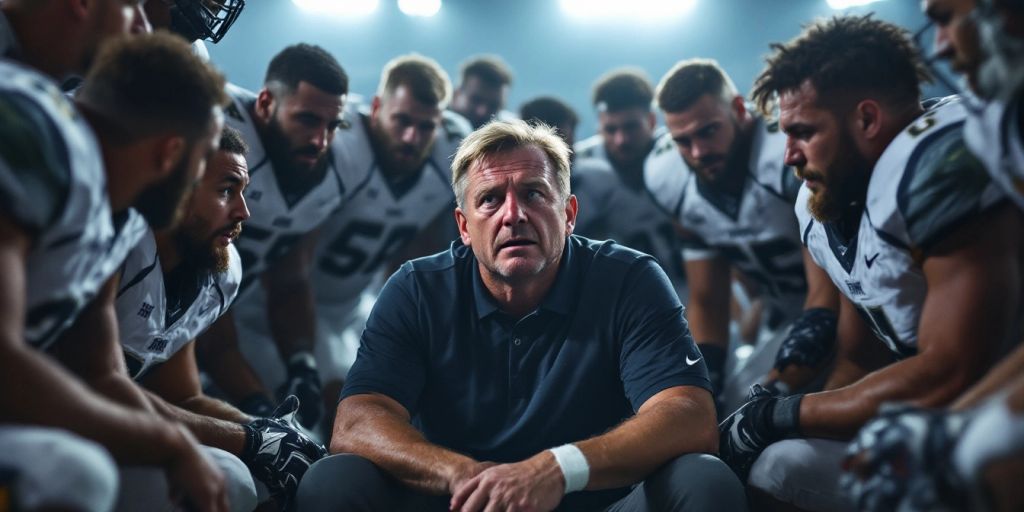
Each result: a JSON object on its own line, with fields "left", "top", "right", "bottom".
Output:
{"left": 333, "top": 397, "right": 480, "bottom": 495}
{"left": 574, "top": 390, "right": 717, "bottom": 490}
{"left": 802, "top": 353, "right": 980, "bottom": 439}
{"left": 197, "top": 314, "right": 272, "bottom": 402}
{"left": 0, "top": 343, "right": 189, "bottom": 466}
{"left": 178, "top": 394, "right": 252, "bottom": 424}
{"left": 954, "top": 343, "right": 1024, "bottom": 411}
{"left": 142, "top": 389, "right": 247, "bottom": 455}
{"left": 265, "top": 278, "right": 317, "bottom": 358}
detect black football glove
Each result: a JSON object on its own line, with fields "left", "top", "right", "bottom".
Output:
{"left": 277, "top": 351, "right": 323, "bottom": 429}
{"left": 242, "top": 395, "right": 328, "bottom": 510}
{"left": 841, "top": 404, "right": 970, "bottom": 512}
{"left": 719, "top": 384, "right": 803, "bottom": 482}
{"left": 774, "top": 308, "right": 838, "bottom": 372}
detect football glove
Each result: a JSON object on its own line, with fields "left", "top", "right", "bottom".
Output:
{"left": 242, "top": 395, "right": 328, "bottom": 510}
{"left": 774, "top": 308, "right": 838, "bottom": 372}
{"left": 718, "top": 384, "right": 803, "bottom": 482}
{"left": 841, "top": 403, "right": 970, "bottom": 512}
{"left": 277, "top": 351, "right": 323, "bottom": 429}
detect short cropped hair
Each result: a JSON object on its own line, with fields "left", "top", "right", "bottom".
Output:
{"left": 592, "top": 68, "right": 654, "bottom": 112}
{"left": 657, "top": 59, "right": 740, "bottom": 113}
{"left": 219, "top": 126, "right": 248, "bottom": 156}
{"left": 378, "top": 53, "right": 452, "bottom": 108}
{"left": 519, "top": 96, "right": 578, "bottom": 130}
{"left": 459, "top": 55, "right": 514, "bottom": 88}
{"left": 451, "top": 120, "right": 571, "bottom": 208}
{"left": 77, "top": 32, "right": 228, "bottom": 143}
{"left": 264, "top": 43, "right": 348, "bottom": 97}
{"left": 751, "top": 15, "right": 930, "bottom": 115}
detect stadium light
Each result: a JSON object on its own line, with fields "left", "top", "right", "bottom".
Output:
{"left": 398, "top": 0, "right": 441, "bottom": 17}
{"left": 827, "top": 0, "right": 885, "bottom": 9}
{"left": 292, "top": 0, "right": 379, "bottom": 16}
{"left": 559, "top": 0, "right": 697, "bottom": 21}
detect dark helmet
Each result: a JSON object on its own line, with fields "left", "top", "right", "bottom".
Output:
{"left": 169, "top": 0, "right": 246, "bottom": 43}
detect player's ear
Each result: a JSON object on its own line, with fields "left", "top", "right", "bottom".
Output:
{"left": 646, "top": 110, "right": 657, "bottom": 130}
{"left": 853, "top": 99, "right": 883, "bottom": 140}
{"left": 255, "top": 88, "right": 275, "bottom": 123}
{"left": 731, "top": 95, "right": 747, "bottom": 122}
{"left": 155, "top": 135, "right": 186, "bottom": 178}
{"left": 370, "top": 95, "right": 383, "bottom": 120}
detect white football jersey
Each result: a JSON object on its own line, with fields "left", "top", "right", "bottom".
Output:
{"left": 223, "top": 84, "right": 347, "bottom": 296}
{"left": 308, "top": 107, "right": 469, "bottom": 309}
{"left": 572, "top": 131, "right": 689, "bottom": 295}
{"left": 646, "top": 119, "right": 806, "bottom": 317}
{"left": 798, "top": 97, "right": 1004, "bottom": 357}
{"left": 964, "top": 94, "right": 1024, "bottom": 209}
{"left": 0, "top": 60, "right": 147, "bottom": 350}
{"left": 117, "top": 229, "right": 241, "bottom": 379}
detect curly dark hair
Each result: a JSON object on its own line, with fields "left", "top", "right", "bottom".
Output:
{"left": 751, "top": 14, "right": 930, "bottom": 115}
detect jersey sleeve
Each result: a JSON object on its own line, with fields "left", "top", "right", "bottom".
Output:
{"left": 616, "top": 257, "right": 711, "bottom": 410}
{"left": 897, "top": 124, "right": 996, "bottom": 250}
{"left": 0, "top": 90, "right": 71, "bottom": 233}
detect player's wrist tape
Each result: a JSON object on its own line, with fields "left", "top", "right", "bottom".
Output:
{"left": 954, "top": 395, "right": 1024, "bottom": 481}
{"left": 772, "top": 394, "right": 803, "bottom": 435}
{"left": 549, "top": 444, "right": 589, "bottom": 494}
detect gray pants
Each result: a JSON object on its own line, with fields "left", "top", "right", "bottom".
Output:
{"left": 116, "top": 446, "right": 257, "bottom": 512}
{"left": 296, "top": 453, "right": 747, "bottom": 512}
{"left": 747, "top": 438, "right": 854, "bottom": 512}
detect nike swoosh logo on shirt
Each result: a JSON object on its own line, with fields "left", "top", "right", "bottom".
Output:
{"left": 686, "top": 356, "right": 702, "bottom": 366}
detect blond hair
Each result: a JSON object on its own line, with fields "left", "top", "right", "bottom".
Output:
{"left": 451, "top": 119, "right": 571, "bottom": 208}
{"left": 378, "top": 53, "right": 452, "bottom": 108}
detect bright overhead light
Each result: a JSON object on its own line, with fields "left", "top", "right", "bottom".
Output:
{"left": 399, "top": 0, "right": 441, "bottom": 17}
{"left": 827, "top": 0, "right": 885, "bottom": 9}
{"left": 560, "top": 0, "right": 697, "bottom": 21}
{"left": 292, "top": 0, "right": 379, "bottom": 17}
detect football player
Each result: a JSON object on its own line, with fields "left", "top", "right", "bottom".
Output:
{"left": 838, "top": 3, "right": 1024, "bottom": 510}
{"left": 0, "top": 9, "right": 234, "bottom": 510}
{"left": 197, "top": 43, "right": 349, "bottom": 430}
{"left": 646, "top": 59, "right": 840, "bottom": 412}
{"left": 717, "top": 15, "right": 1022, "bottom": 511}
{"left": 116, "top": 126, "right": 326, "bottom": 510}
{"left": 450, "top": 54, "right": 514, "bottom": 129}
{"left": 235, "top": 53, "right": 471, "bottom": 434}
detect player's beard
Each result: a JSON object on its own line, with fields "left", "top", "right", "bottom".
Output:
{"left": 799, "top": 128, "right": 872, "bottom": 224}
{"left": 690, "top": 120, "right": 751, "bottom": 194}
{"left": 263, "top": 114, "right": 330, "bottom": 183}
{"left": 175, "top": 213, "right": 241, "bottom": 274}
{"left": 136, "top": 155, "right": 195, "bottom": 230}
{"left": 371, "top": 121, "right": 431, "bottom": 180}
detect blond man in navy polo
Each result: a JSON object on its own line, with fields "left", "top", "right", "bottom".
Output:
{"left": 297, "top": 120, "right": 746, "bottom": 512}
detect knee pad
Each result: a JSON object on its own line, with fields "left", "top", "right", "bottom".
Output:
{"left": 203, "top": 447, "right": 258, "bottom": 512}
{"left": 3, "top": 428, "right": 119, "bottom": 512}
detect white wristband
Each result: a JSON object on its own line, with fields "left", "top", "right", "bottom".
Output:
{"left": 549, "top": 444, "right": 589, "bottom": 494}
{"left": 953, "top": 395, "right": 1024, "bottom": 481}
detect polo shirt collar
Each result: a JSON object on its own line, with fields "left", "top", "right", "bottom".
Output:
{"left": 471, "top": 236, "right": 578, "bottom": 319}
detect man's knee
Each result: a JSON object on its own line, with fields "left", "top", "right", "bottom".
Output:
{"left": 203, "top": 447, "right": 257, "bottom": 512}
{"left": 646, "top": 453, "right": 748, "bottom": 511}
{"left": 747, "top": 438, "right": 853, "bottom": 512}
{"left": 0, "top": 427, "right": 119, "bottom": 512}
{"left": 296, "top": 453, "right": 398, "bottom": 511}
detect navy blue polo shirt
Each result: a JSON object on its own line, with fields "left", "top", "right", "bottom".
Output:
{"left": 342, "top": 235, "right": 709, "bottom": 506}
